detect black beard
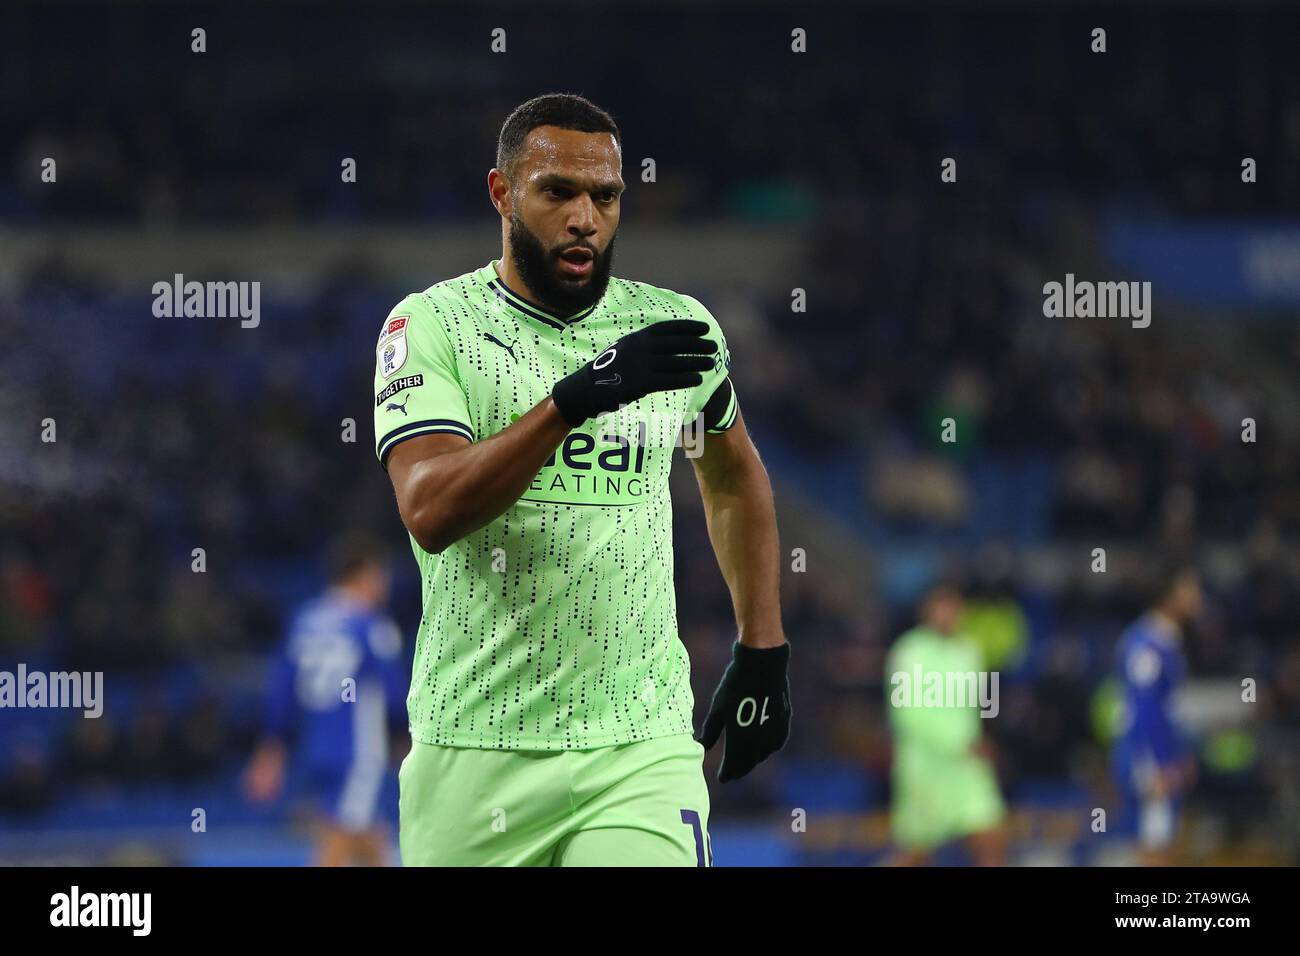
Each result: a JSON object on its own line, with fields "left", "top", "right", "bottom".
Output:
{"left": 508, "top": 214, "right": 616, "bottom": 316}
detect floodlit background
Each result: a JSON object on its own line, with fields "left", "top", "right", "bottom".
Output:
{"left": 1, "top": 1, "right": 1298, "bottom": 865}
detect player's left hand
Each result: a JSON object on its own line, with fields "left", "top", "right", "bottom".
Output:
{"left": 696, "top": 641, "right": 791, "bottom": 782}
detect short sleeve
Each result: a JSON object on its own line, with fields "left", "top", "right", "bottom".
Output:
{"left": 373, "top": 294, "right": 475, "bottom": 468}
{"left": 681, "top": 295, "right": 739, "bottom": 434}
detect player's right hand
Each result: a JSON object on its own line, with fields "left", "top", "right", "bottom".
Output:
{"left": 551, "top": 319, "right": 717, "bottom": 426}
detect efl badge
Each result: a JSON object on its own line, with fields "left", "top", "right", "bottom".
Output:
{"left": 378, "top": 331, "right": 408, "bottom": 378}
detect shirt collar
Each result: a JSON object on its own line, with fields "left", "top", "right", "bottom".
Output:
{"left": 480, "top": 259, "right": 599, "bottom": 331}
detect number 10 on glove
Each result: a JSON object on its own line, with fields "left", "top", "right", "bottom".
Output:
{"left": 695, "top": 642, "right": 792, "bottom": 783}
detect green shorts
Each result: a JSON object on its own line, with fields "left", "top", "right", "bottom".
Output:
{"left": 891, "top": 749, "right": 1006, "bottom": 851}
{"left": 398, "top": 732, "right": 712, "bottom": 866}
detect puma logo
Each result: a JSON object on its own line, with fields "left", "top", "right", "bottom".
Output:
{"left": 484, "top": 332, "right": 518, "bottom": 363}
{"left": 385, "top": 394, "right": 411, "bottom": 415}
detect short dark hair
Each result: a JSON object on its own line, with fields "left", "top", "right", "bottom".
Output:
{"left": 924, "top": 579, "right": 965, "bottom": 604}
{"left": 327, "top": 532, "right": 387, "bottom": 584}
{"left": 1151, "top": 558, "right": 1199, "bottom": 606}
{"left": 496, "top": 93, "right": 621, "bottom": 181}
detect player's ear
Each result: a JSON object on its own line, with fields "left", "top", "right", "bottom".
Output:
{"left": 488, "top": 168, "right": 511, "bottom": 218}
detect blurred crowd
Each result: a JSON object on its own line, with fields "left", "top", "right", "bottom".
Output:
{"left": 1, "top": 2, "right": 1298, "bottom": 861}
{"left": 4, "top": 6, "right": 1300, "bottom": 224}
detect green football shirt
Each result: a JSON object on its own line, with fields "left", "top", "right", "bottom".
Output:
{"left": 885, "top": 626, "right": 1005, "bottom": 846}
{"left": 885, "top": 627, "right": 986, "bottom": 756}
{"left": 373, "top": 260, "right": 737, "bottom": 750}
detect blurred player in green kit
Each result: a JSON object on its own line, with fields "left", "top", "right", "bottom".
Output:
{"left": 373, "top": 94, "right": 791, "bottom": 866}
{"left": 886, "top": 583, "right": 1006, "bottom": 865}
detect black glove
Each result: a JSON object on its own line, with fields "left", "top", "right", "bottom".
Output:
{"left": 696, "top": 642, "right": 791, "bottom": 783}
{"left": 551, "top": 319, "right": 717, "bottom": 426}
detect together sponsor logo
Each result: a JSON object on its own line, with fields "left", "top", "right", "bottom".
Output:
{"left": 0, "top": 664, "right": 102, "bottom": 718}
{"left": 50, "top": 886, "right": 151, "bottom": 936}
{"left": 376, "top": 374, "right": 424, "bottom": 407}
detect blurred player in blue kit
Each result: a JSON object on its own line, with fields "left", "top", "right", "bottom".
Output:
{"left": 244, "top": 535, "right": 409, "bottom": 866}
{"left": 1111, "top": 565, "right": 1204, "bottom": 866}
